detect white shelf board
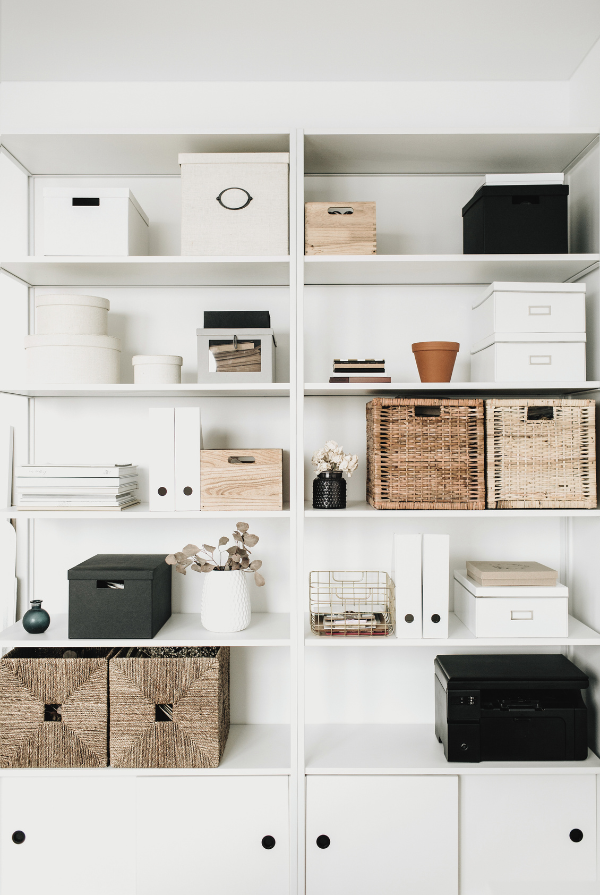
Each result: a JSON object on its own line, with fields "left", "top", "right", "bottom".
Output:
{"left": 305, "top": 382, "right": 600, "bottom": 397}
{"left": 1, "top": 257, "right": 290, "bottom": 287}
{"left": 1, "top": 133, "right": 290, "bottom": 175}
{"left": 3, "top": 503, "right": 291, "bottom": 519}
{"left": 304, "top": 254, "right": 599, "bottom": 286}
{"left": 305, "top": 613, "right": 600, "bottom": 647}
{"left": 0, "top": 383, "right": 291, "bottom": 398}
{"left": 0, "top": 725, "right": 291, "bottom": 776}
{"left": 305, "top": 724, "right": 600, "bottom": 775}
{"left": 305, "top": 500, "right": 600, "bottom": 517}
{"left": 303, "top": 131, "right": 600, "bottom": 175}
{"left": 0, "top": 612, "right": 290, "bottom": 647}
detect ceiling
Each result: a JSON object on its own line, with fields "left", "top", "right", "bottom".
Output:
{"left": 1, "top": 0, "right": 600, "bottom": 82}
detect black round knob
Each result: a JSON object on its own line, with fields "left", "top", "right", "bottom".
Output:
{"left": 183, "top": 487, "right": 193, "bottom": 496}
{"left": 12, "top": 831, "right": 25, "bottom": 844}
{"left": 262, "top": 835, "right": 276, "bottom": 849}
{"left": 431, "top": 614, "right": 441, "bottom": 623}
{"left": 157, "top": 487, "right": 167, "bottom": 496}
{"left": 570, "top": 829, "right": 584, "bottom": 842}
{"left": 316, "top": 834, "right": 330, "bottom": 849}
{"left": 405, "top": 614, "right": 414, "bottom": 623}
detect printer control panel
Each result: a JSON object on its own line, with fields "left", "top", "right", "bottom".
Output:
{"left": 447, "top": 690, "right": 480, "bottom": 720}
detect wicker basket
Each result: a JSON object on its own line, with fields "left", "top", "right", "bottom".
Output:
{"left": 486, "top": 398, "right": 597, "bottom": 509}
{"left": 309, "top": 571, "right": 395, "bottom": 636}
{"left": 366, "top": 397, "right": 485, "bottom": 509}
{"left": 109, "top": 647, "right": 230, "bottom": 768}
{"left": 0, "top": 647, "right": 111, "bottom": 768}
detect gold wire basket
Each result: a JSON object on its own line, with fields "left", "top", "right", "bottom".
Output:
{"left": 309, "top": 571, "right": 395, "bottom": 636}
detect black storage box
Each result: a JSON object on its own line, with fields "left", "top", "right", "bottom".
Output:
{"left": 434, "top": 653, "right": 588, "bottom": 762}
{"left": 204, "top": 310, "right": 271, "bottom": 329}
{"left": 462, "top": 184, "right": 569, "bottom": 254}
{"left": 68, "top": 554, "right": 171, "bottom": 639}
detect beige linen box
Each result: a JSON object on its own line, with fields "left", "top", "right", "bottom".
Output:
{"left": 179, "top": 153, "right": 289, "bottom": 256}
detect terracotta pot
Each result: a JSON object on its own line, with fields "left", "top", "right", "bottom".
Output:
{"left": 412, "top": 341, "right": 460, "bottom": 383}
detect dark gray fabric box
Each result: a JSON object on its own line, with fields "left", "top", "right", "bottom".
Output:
{"left": 68, "top": 554, "right": 171, "bottom": 640}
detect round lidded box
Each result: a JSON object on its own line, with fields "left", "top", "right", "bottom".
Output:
{"left": 132, "top": 355, "right": 183, "bottom": 384}
{"left": 36, "top": 294, "right": 110, "bottom": 335}
{"left": 25, "top": 334, "right": 121, "bottom": 384}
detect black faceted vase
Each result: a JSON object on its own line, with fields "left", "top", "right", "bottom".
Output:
{"left": 22, "top": 599, "right": 50, "bottom": 634}
{"left": 312, "top": 471, "right": 347, "bottom": 509}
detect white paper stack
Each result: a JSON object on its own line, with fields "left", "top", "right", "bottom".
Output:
{"left": 15, "top": 464, "right": 139, "bottom": 510}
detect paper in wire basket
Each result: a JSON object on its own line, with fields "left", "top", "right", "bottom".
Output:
{"left": 309, "top": 571, "right": 395, "bottom": 636}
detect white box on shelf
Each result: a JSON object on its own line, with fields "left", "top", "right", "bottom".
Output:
{"left": 470, "top": 333, "right": 586, "bottom": 382}
{"left": 179, "top": 153, "right": 289, "bottom": 256}
{"left": 453, "top": 570, "right": 569, "bottom": 638}
{"left": 133, "top": 355, "right": 183, "bottom": 385}
{"left": 471, "top": 281, "right": 586, "bottom": 342}
{"left": 43, "top": 188, "right": 149, "bottom": 256}
{"left": 149, "top": 408, "right": 175, "bottom": 512}
{"left": 422, "top": 534, "right": 449, "bottom": 638}
{"left": 392, "top": 533, "right": 423, "bottom": 638}
{"left": 196, "top": 328, "right": 276, "bottom": 383}
{"left": 24, "top": 334, "right": 121, "bottom": 384}
{"left": 36, "top": 294, "right": 110, "bottom": 335}
{"left": 174, "top": 407, "right": 201, "bottom": 512}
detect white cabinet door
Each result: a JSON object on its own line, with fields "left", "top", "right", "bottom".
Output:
{"left": 460, "top": 775, "right": 597, "bottom": 894}
{"left": 136, "top": 776, "right": 289, "bottom": 894}
{"left": 0, "top": 777, "right": 136, "bottom": 895}
{"left": 306, "top": 775, "right": 458, "bottom": 895}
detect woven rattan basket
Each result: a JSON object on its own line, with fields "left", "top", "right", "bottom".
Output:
{"left": 109, "top": 646, "right": 230, "bottom": 768}
{"left": 486, "top": 398, "right": 597, "bottom": 509}
{"left": 0, "top": 647, "right": 111, "bottom": 768}
{"left": 366, "top": 397, "right": 485, "bottom": 509}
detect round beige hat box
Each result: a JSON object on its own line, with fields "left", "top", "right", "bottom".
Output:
{"left": 132, "top": 355, "right": 183, "bottom": 384}
{"left": 25, "top": 334, "right": 121, "bottom": 384}
{"left": 35, "top": 294, "right": 110, "bottom": 335}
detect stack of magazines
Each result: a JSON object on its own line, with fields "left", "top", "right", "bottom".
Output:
{"left": 15, "top": 464, "right": 139, "bottom": 511}
{"left": 329, "top": 358, "right": 390, "bottom": 383}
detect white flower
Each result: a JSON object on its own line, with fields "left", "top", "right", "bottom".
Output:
{"left": 324, "top": 440, "right": 340, "bottom": 452}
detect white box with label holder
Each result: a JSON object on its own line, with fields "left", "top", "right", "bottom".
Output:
{"left": 453, "top": 569, "right": 569, "bottom": 638}
{"left": 472, "top": 281, "right": 586, "bottom": 342}
{"left": 470, "top": 332, "right": 586, "bottom": 382}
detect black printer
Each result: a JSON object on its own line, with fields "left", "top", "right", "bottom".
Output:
{"left": 434, "top": 654, "right": 589, "bottom": 762}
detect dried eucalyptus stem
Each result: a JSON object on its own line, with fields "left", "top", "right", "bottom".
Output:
{"left": 166, "top": 522, "right": 265, "bottom": 587}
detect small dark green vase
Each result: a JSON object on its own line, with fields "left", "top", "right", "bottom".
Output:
{"left": 22, "top": 600, "right": 50, "bottom": 634}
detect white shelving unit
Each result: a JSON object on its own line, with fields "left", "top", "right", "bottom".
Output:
{"left": 1, "top": 127, "right": 600, "bottom": 894}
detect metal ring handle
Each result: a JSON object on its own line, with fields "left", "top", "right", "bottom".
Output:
{"left": 216, "top": 188, "right": 253, "bottom": 210}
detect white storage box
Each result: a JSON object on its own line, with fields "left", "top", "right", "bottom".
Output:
{"left": 132, "top": 355, "right": 183, "bottom": 384}
{"left": 196, "top": 328, "right": 276, "bottom": 383}
{"left": 25, "top": 334, "right": 121, "bottom": 384}
{"left": 472, "top": 281, "right": 586, "bottom": 342}
{"left": 471, "top": 333, "right": 586, "bottom": 382}
{"left": 453, "top": 570, "right": 568, "bottom": 638}
{"left": 179, "top": 153, "right": 289, "bottom": 256}
{"left": 36, "top": 294, "right": 109, "bottom": 335}
{"left": 43, "top": 188, "right": 149, "bottom": 256}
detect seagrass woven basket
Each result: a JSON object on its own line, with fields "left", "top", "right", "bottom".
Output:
{"left": 486, "top": 398, "right": 596, "bottom": 509}
{"left": 109, "top": 646, "right": 230, "bottom": 768}
{"left": 0, "top": 647, "right": 111, "bottom": 768}
{"left": 366, "top": 397, "right": 485, "bottom": 509}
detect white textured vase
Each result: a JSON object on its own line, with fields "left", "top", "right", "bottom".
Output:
{"left": 200, "top": 570, "right": 251, "bottom": 633}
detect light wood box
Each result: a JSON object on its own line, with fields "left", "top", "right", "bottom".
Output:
{"left": 305, "top": 202, "right": 376, "bottom": 255}
{"left": 200, "top": 449, "right": 283, "bottom": 510}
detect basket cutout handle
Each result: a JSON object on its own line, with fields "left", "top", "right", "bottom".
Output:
{"left": 414, "top": 406, "right": 441, "bottom": 417}
{"left": 228, "top": 455, "right": 256, "bottom": 464}
{"left": 328, "top": 207, "right": 354, "bottom": 214}
{"left": 331, "top": 571, "right": 366, "bottom": 582}
{"left": 527, "top": 406, "right": 554, "bottom": 421}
